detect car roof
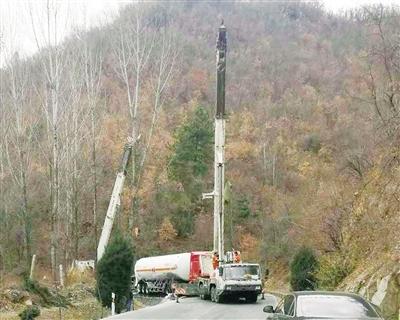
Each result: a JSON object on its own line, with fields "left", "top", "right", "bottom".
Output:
{"left": 293, "top": 291, "right": 360, "bottom": 296}
{"left": 291, "top": 291, "right": 369, "bottom": 302}
{"left": 289, "top": 291, "right": 382, "bottom": 318}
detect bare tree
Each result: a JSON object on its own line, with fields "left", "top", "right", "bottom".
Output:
{"left": 3, "top": 54, "right": 36, "bottom": 269}
{"left": 62, "top": 28, "right": 105, "bottom": 261}
{"left": 113, "top": 4, "right": 154, "bottom": 229}
{"left": 363, "top": 5, "right": 400, "bottom": 137}
{"left": 0, "top": 68, "right": 11, "bottom": 277}
{"left": 138, "top": 27, "right": 178, "bottom": 185}
{"left": 61, "top": 51, "right": 86, "bottom": 264}
{"left": 28, "top": 0, "right": 71, "bottom": 280}
{"left": 80, "top": 33, "right": 104, "bottom": 259}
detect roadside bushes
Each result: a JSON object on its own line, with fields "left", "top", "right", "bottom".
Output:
{"left": 290, "top": 247, "right": 318, "bottom": 291}
{"left": 19, "top": 306, "right": 40, "bottom": 320}
{"left": 96, "top": 232, "right": 134, "bottom": 313}
{"left": 316, "top": 252, "right": 355, "bottom": 290}
{"left": 290, "top": 248, "right": 355, "bottom": 291}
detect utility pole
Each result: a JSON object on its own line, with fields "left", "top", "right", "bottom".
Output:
{"left": 203, "top": 22, "right": 227, "bottom": 262}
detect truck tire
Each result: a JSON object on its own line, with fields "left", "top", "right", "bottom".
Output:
{"left": 163, "top": 282, "right": 171, "bottom": 295}
{"left": 210, "top": 286, "right": 216, "bottom": 302}
{"left": 246, "top": 293, "right": 258, "bottom": 303}
{"left": 211, "top": 286, "right": 223, "bottom": 303}
{"left": 199, "top": 284, "right": 206, "bottom": 300}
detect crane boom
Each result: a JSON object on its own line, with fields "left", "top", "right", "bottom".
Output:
{"left": 203, "top": 22, "right": 227, "bottom": 262}
{"left": 215, "top": 22, "right": 227, "bottom": 261}
{"left": 97, "top": 143, "right": 133, "bottom": 261}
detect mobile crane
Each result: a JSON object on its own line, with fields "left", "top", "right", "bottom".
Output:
{"left": 197, "top": 21, "right": 262, "bottom": 303}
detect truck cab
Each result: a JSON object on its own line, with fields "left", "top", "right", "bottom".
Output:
{"left": 199, "top": 263, "right": 262, "bottom": 303}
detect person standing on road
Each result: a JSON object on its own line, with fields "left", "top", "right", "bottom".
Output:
{"left": 126, "top": 290, "right": 134, "bottom": 312}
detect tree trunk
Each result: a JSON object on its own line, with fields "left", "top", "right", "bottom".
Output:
{"left": 0, "top": 130, "right": 7, "bottom": 278}
{"left": 272, "top": 153, "right": 276, "bottom": 187}
{"left": 51, "top": 125, "right": 59, "bottom": 282}
{"left": 262, "top": 143, "right": 267, "bottom": 186}
{"left": 19, "top": 152, "right": 32, "bottom": 269}
{"left": 71, "top": 105, "right": 79, "bottom": 261}
{"left": 91, "top": 109, "right": 99, "bottom": 260}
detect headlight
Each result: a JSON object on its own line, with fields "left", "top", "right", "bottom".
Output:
{"left": 255, "top": 286, "right": 261, "bottom": 290}
{"left": 226, "top": 286, "right": 232, "bottom": 290}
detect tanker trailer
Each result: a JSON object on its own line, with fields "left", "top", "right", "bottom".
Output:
{"left": 134, "top": 251, "right": 213, "bottom": 295}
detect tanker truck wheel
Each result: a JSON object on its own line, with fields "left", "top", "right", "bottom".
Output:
{"left": 163, "top": 282, "right": 172, "bottom": 295}
{"left": 199, "top": 284, "right": 207, "bottom": 300}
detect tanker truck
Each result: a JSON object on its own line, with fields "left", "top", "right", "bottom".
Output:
{"left": 134, "top": 251, "right": 262, "bottom": 302}
{"left": 134, "top": 251, "right": 214, "bottom": 295}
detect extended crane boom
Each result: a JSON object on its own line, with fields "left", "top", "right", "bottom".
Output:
{"left": 203, "top": 22, "right": 227, "bottom": 261}
{"left": 97, "top": 142, "right": 133, "bottom": 261}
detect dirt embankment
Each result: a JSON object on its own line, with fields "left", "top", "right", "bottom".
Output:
{"left": 1, "top": 273, "right": 165, "bottom": 320}
{"left": 1, "top": 282, "right": 106, "bottom": 320}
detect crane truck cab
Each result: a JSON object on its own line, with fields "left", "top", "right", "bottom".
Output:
{"left": 199, "top": 263, "right": 262, "bottom": 303}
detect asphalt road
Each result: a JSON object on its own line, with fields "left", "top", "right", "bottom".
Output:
{"left": 105, "top": 294, "right": 278, "bottom": 320}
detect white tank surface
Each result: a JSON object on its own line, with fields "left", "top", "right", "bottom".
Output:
{"left": 135, "top": 252, "right": 191, "bottom": 282}
{"left": 134, "top": 251, "right": 212, "bottom": 283}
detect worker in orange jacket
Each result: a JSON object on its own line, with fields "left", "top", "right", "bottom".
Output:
{"left": 233, "top": 250, "right": 241, "bottom": 263}
{"left": 212, "top": 252, "right": 219, "bottom": 270}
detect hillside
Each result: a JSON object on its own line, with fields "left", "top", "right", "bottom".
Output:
{"left": 0, "top": 1, "right": 399, "bottom": 319}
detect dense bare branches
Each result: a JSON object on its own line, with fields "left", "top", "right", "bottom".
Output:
{"left": 138, "top": 26, "right": 179, "bottom": 187}
{"left": 362, "top": 5, "right": 400, "bottom": 138}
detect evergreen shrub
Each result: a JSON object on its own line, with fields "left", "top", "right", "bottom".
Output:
{"left": 96, "top": 232, "right": 134, "bottom": 314}
{"left": 290, "top": 247, "right": 318, "bottom": 291}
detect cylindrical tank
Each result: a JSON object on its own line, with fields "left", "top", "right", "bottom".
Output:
{"left": 134, "top": 251, "right": 212, "bottom": 283}
{"left": 135, "top": 253, "right": 191, "bottom": 282}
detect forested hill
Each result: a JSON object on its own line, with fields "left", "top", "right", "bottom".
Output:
{"left": 1, "top": 1, "right": 399, "bottom": 293}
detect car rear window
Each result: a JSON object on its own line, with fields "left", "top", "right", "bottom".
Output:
{"left": 296, "top": 295, "right": 379, "bottom": 318}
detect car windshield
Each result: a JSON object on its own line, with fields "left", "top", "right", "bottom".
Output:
{"left": 296, "top": 295, "right": 380, "bottom": 318}
{"left": 224, "top": 265, "right": 259, "bottom": 280}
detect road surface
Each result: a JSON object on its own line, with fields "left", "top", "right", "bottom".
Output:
{"left": 106, "top": 294, "right": 278, "bottom": 319}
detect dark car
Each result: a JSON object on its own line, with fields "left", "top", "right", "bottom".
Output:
{"left": 263, "top": 291, "right": 384, "bottom": 319}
